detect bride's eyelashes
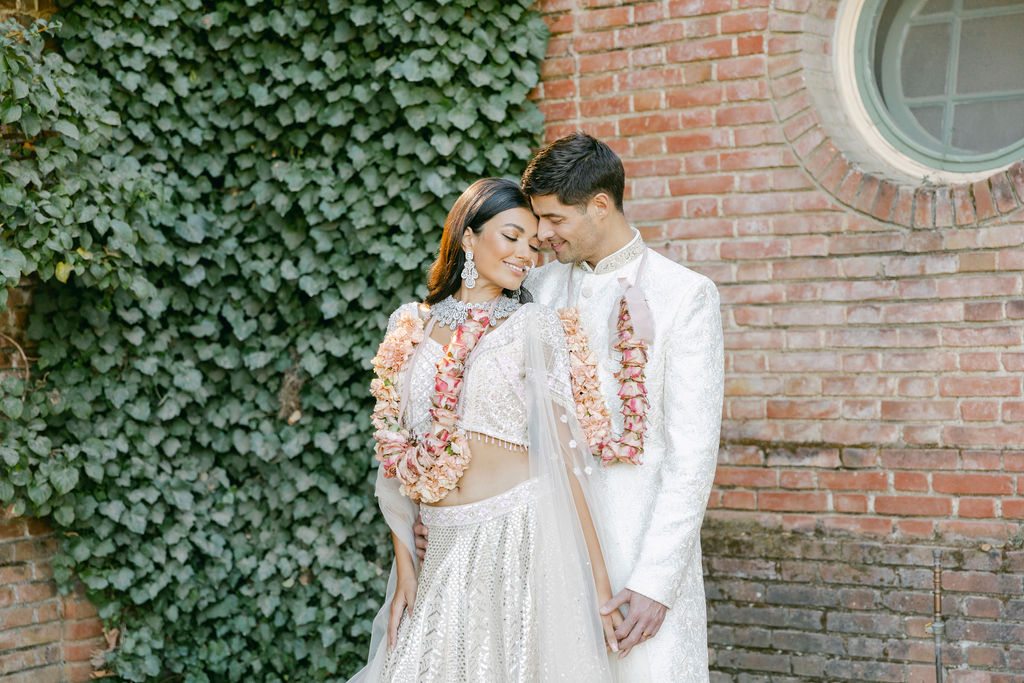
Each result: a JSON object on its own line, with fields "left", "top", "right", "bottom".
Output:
{"left": 502, "top": 233, "right": 542, "bottom": 253}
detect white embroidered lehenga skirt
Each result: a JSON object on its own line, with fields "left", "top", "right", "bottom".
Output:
{"left": 379, "top": 480, "right": 539, "bottom": 683}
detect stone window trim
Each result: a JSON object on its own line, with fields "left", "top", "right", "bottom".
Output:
{"left": 768, "top": 0, "right": 1024, "bottom": 230}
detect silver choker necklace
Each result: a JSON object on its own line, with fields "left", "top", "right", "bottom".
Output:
{"left": 431, "top": 295, "right": 521, "bottom": 330}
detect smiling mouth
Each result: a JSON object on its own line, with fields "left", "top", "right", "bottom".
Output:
{"left": 550, "top": 240, "right": 565, "bottom": 252}
{"left": 504, "top": 261, "right": 527, "bottom": 276}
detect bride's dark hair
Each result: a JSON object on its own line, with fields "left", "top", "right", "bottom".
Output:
{"left": 425, "top": 178, "right": 533, "bottom": 305}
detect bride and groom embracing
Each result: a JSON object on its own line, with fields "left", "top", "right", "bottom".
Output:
{"left": 351, "top": 133, "right": 724, "bottom": 682}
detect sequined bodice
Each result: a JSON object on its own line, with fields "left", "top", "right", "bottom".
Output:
{"left": 388, "top": 303, "right": 569, "bottom": 449}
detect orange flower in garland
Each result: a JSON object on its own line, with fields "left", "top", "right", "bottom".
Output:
{"left": 559, "top": 297, "right": 649, "bottom": 466}
{"left": 370, "top": 311, "right": 424, "bottom": 440}
{"left": 370, "top": 308, "right": 490, "bottom": 503}
{"left": 559, "top": 308, "right": 611, "bottom": 454}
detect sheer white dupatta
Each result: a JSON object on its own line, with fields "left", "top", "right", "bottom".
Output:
{"left": 523, "top": 304, "right": 614, "bottom": 681}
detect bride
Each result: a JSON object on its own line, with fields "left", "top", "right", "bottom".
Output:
{"left": 349, "top": 178, "right": 618, "bottom": 682}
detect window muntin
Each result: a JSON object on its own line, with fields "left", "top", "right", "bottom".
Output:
{"left": 856, "top": 0, "right": 1024, "bottom": 172}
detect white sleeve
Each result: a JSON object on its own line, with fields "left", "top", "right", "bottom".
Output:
{"left": 625, "top": 278, "right": 724, "bottom": 607}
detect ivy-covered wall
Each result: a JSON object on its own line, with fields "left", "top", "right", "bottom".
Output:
{"left": 0, "top": 1, "right": 548, "bottom": 680}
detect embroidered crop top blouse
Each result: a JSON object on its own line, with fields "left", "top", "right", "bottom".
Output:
{"left": 386, "top": 302, "right": 572, "bottom": 450}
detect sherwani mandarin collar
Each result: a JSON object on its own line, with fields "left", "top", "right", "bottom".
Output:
{"left": 575, "top": 227, "right": 645, "bottom": 275}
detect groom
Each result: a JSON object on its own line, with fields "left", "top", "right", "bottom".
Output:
{"left": 522, "top": 132, "right": 723, "bottom": 681}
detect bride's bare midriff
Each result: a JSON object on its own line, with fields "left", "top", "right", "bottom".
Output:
{"left": 423, "top": 436, "right": 530, "bottom": 507}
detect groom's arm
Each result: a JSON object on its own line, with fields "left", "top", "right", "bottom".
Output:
{"left": 625, "top": 276, "right": 724, "bottom": 607}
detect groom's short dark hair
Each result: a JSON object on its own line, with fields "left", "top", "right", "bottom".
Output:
{"left": 521, "top": 132, "right": 625, "bottom": 212}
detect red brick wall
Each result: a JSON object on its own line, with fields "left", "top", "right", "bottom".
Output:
{"left": 534, "top": 0, "right": 1023, "bottom": 679}
{"left": 0, "top": 515, "right": 104, "bottom": 682}
{"left": 702, "top": 526, "right": 1024, "bottom": 682}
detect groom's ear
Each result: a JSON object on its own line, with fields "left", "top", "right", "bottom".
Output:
{"left": 588, "top": 192, "right": 611, "bottom": 221}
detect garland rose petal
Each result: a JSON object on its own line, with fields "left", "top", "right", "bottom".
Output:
{"left": 558, "top": 308, "right": 611, "bottom": 454}
{"left": 370, "top": 307, "right": 490, "bottom": 503}
{"left": 370, "top": 311, "right": 425, "bottom": 477}
{"left": 559, "top": 297, "right": 649, "bottom": 466}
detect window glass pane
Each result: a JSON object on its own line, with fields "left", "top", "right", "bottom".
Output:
{"left": 859, "top": 0, "right": 1024, "bottom": 168}
{"left": 963, "top": 0, "right": 1020, "bottom": 9}
{"left": 900, "top": 23, "right": 951, "bottom": 99}
{"left": 951, "top": 97, "right": 1024, "bottom": 153}
{"left": 957, "top": 15, "right": 1024, "bottom": 95}
{"left": 909, "top": 105, "right": 945, "bottom": 145}
{"left": 919, "top": 0, "right": 953, "bottom": 14}
{"left": 873, "top": 0, "right": 904, "bottom": 88}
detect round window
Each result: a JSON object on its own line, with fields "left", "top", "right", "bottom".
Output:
{"left": 855, "top": 0, "right": 1024, "bottom": 173}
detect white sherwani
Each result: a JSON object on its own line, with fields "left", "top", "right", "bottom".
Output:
{"left": 525, "top": 231, "right": 723, "bottom": 683}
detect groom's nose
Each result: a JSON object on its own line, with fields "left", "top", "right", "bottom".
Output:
{"left": 537, "top": 220, "right": 554, "bottom": 243}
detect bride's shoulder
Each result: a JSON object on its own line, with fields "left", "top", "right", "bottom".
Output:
{"left": 386, "top": 301, "right": 427, "bottom": 332}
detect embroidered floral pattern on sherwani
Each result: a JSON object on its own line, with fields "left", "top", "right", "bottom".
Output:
{"left": 580, "top": 230, "right": 646, "bottom": 274}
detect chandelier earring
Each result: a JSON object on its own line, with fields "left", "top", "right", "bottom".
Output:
{"left": 461, "top": 250, "right": 478, "bottom": 289}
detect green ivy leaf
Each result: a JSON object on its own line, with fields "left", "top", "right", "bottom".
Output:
{"left": 0, "top": 185, "right": 25, "bottom": 209}
{"left": 0, "top": 249, "right": 28, "bottom": 279}
{"left": 0, "top": 446, "right": 19, "bottom": 467}
{"left": 53, "top": 504, "right": 75, "bottom": 525}
{"left": 109, "top": 567, "right": 134, "bottom": 590}
{"left": 1, "top": 103, "right": 22, "bottom": 124}
{"left": 52, "top": 119, "right": 81, "bottom": 140}
{"left": 99, "top": 500, "right": 126, "bottom": 521}
{"left": 50, "top": 467, "right": 79, "bottom": 495}
{"left": 27, "top": 481, "right": 52, "bottom": 505}
{"left": 0, "top": 479, "right": 16, "bottom": 502}
{"left": 1, "top": 397, "right": 24, "bottom": 420}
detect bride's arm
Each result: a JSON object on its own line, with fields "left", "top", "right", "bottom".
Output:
{"left": 386, "top": 531, "right": 417, "bottom": 650}
{"left": 557, "top": 433, "right": 621, "bottom": 652}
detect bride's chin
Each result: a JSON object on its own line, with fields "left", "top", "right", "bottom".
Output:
{"left": 483, "top": 274, "right": 523, "bottom": 293}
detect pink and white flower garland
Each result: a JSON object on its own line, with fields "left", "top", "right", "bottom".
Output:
{"left": 559, "top": 298, "right": 649, "bottom": 466}
{"left": 370, "top": 308, "right": 490, "bottom": 503}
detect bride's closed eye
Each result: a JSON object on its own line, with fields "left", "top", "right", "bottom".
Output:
{"left": 503, "top": 233, "right": 541, "bottom": 253}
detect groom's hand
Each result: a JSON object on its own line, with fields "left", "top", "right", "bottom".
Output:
{"left": 600, "top": 588, "right": 667, "bottom": 658}
{"left": 413, "top": 516, "right": 428, "bottom": 561}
